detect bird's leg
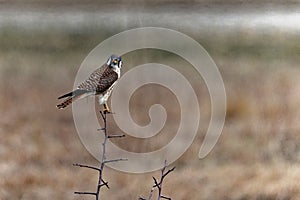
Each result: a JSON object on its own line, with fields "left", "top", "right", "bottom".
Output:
{"left": 103, "top": 103, "right": 110, "bottom": 113}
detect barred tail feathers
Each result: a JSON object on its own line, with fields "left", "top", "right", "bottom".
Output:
{"left": 56, "top": 90, "right": 93, "bottom": 109}
{"left": 56, "top": 96, "right": 75, "bottom": 109}
{"left": 56, "top": 91, "right": 84, "bottom": 109}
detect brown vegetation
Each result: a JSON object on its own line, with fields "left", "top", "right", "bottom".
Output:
{"left": 0, "top": 3, "right": 300, "bottom": 199}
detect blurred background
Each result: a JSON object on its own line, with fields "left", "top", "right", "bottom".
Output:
{"left": 1, "top": 0, "right": 300, "bottom": 199}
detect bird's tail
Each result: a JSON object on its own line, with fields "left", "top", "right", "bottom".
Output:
{"left": 58, "top": 91, "right": 73, "bottom": 99}
{"left": 56, "top": 97, "right": 74, "bottom": 109}
{"left": 56, "top": 89, "right": 86, "bottom": 109}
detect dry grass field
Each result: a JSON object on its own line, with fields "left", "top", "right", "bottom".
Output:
{"left": 1, "top": 1, "right": 300, "bottom": 200}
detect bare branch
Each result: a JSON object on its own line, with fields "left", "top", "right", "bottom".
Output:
{"left": 74, "top": 191, "right": 96, "bottom": 196}
{"left": 103, "top": 158, "right": 128, "bottom": 164}
{"left": 152, "top": 177, "right": 160, "bottom": 188}
{"left": 142, "top": 160, "right": 175, "bottom": 200}
{"left": 73, "top": 163, "right": 101, "bottom": 172}
{"left": 108, "top": 134, "right": 126, "bottom": 138}
{"left": 73, "top": 111, "right": 127, "bottom": 199}
{"left": 99, "top": 111, "right": 105, "bottom": 121}
{"left": 99, "top": 182, "right": 110, "bottom": 189}
{"left": 148, "top": 186, "right": 155, "bottom": 200}
{"left": 162, "top": 167, "right": 176, "bottom": 179}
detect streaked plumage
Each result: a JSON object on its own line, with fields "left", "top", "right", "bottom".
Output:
{"left": 57, "top": 54, "right": 122, "bottom": 112}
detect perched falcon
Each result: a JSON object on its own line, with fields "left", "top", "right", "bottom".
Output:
{"left": 56, "top": 54, "right": 122, "bottom": 113}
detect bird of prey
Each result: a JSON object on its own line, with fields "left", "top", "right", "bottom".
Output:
{"left": 56, "top": 54, "right": 122, "bottom": 113}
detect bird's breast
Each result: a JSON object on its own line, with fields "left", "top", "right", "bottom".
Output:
{"left": 112, "top": 67, "right": 121, "bottom": 78}
{"left": 97, "top": 82, "right": 116, "bottom": 105}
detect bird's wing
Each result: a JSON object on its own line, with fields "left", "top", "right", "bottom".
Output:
{"left": 77, "top": 64, "right": 118, "bottom": 94}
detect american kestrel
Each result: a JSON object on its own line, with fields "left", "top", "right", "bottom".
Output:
{"left": 56, "top": 54, "right": 122, "bottom": 113}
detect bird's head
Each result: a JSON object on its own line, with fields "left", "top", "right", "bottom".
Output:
{"left": 107, "top": 54, "right": 122, "bottom": 69}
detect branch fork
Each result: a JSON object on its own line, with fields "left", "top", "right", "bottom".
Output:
{"left": 73, "top": 111, "right": 127, "bottom": 200}
{"left": 140, "top": 160, "right": 175, "bottom": 200}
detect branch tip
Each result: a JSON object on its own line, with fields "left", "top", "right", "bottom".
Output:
{"left": 108, "top": 134, "right": 126, "bottom": 138}
{"left": 74, "top": 191, "right": 97, "bottom": 196}
{"left": 103, "top": 158, "right": 128, "bottom": 164}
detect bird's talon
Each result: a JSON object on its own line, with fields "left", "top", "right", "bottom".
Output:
{"left": 103, "top": 110, "right": 110, "bottom": 114}
{"left": 103, "top": 103, "right": 111, "bottom": 114}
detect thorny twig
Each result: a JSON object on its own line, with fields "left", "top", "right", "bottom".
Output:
{"left": 139, "top": 160, "right": 175, "bottom": 200}
{"left": 73, "top": 111, "right": 127, "bottom": 200}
